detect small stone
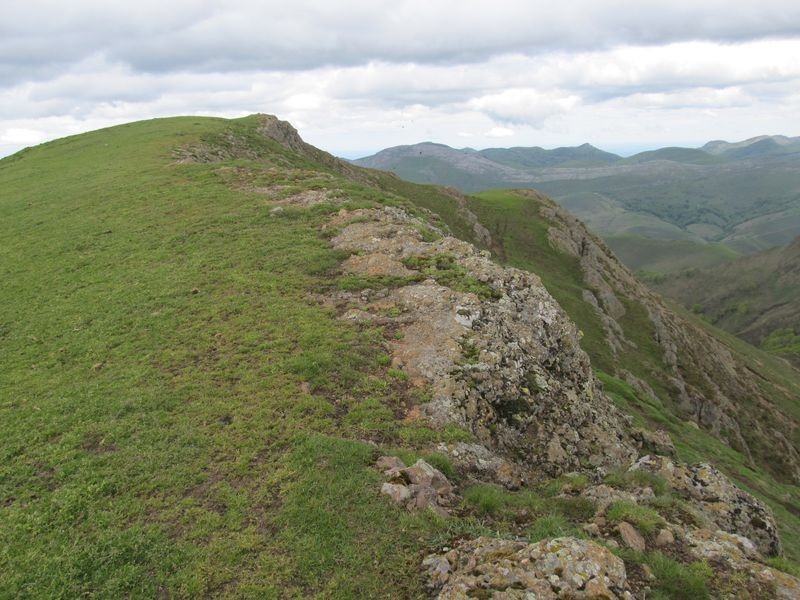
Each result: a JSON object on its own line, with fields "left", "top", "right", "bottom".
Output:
{"left": 583, "top": 523, "right": 601, "bottom": 537}
{"left": 381, "top": 482, "right": 411, "bottom": 504}
{"left": 618, "top": 521, "right": 646, "bottom": 552}
{"left": 641, "top": 564, "right": 656, "bottom": 582}
{"left": 376, "top": 455, "right": 405, "bottom": 473}
{"left": 655, "top": 528, "right": 675, "bottom": 547}
{"left": 401, "top": 459, "right": 453, "bottom": 495}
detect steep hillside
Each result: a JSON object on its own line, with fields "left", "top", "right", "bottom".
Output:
{"left": 650, "top": 236, "right": 800, "bottom": 366}
{"left": 2, "top": 116, "right": 799, "bottom": 598}
{"left": 355, "top": 137, "right": 800, "bottom": 268}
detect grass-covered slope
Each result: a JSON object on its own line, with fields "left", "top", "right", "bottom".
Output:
{"left": 0, "top": 116, "right": 490, "bottom": 598}
{"left": 649, "top": 236, "right": 800, "bottom": 365}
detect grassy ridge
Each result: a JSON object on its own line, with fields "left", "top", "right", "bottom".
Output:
{"left": 2, "top": 116, "right": 799, "bottom": 597}
{"left": 0, "top": 116, "right": 465, "bottom": 597}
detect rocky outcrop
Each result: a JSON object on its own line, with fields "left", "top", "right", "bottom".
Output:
{"left": 685, "top": 528, "right": 800, "bottom": 598}
{"left": 325, "top": 205, "right": 637, "bottom": 476}
{"left": 423, "top": 536, "right": 634, "bottom": 599}
{"left": 253, "top": 126, "right": 794, "bottom": 594}
{"left": 630, "top": 455, "right": 781, "bottom": 556}
{"left": 537, "top": 191, "right": 800, "bottom": 483}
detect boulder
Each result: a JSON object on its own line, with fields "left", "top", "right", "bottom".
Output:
{"left": 401, "top": 459, "right": 454, "bottom": 495}
{"left": 424, "top": 536, "right": 634, "bottom": 599}
{"left": 654, "top": 528, "right": 674, "bottom": 547}
{"left": 381, "top": 482, "right": 411, "bottom": 504}
{"left": 377, "top": 457, "right": 453, "bottom": 516}
{"left": 630, "top": 455, "right": 782, "bottom": 556}
{"left": 617, "top": 521, "right": 646, "bottom": 552}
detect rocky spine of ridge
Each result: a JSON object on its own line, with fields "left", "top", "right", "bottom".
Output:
{"left": 531, "top": 191, "right": 800, "bottom": 484}
{"left": 254, "top": 120, "right": 798, "bottom": 598}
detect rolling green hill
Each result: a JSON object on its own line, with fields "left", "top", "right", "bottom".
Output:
{"left": 2, "top": 116, "right": 799, "bottom": 597}
{"left": 354, "top": 136, "right": 800, "bottom": 271}
{"left": 650, "top": 236, "right": 800, "bottom": 366}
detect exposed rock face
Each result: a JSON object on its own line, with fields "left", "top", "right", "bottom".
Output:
{"left": 631, "top": 455, "right": 782, "bottom": 556}
{"left": 537, "top": 192, "right": 800, "bottom": 483}
{"left": 327, "top": 205, "right": 637, "bottom": 476}
{"left": 423, "top": 536, "right": 633, "bottom": 599}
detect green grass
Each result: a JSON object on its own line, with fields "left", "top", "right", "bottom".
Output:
{"left": 0, "top": 116, "right": 467, "bottom": 598}
{"left": 606, "top": 501, "right": 665, "bottom": 535}
{"left": 613, "top": 549, "right": 712, "bottom": 600}
{"left": 604, "top": 468, "right": 669, "bottom": 497}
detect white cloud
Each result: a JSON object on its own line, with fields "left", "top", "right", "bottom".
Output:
{"left": 469, "top": 89, "right": 581, "bottom": 126}
{"left": 486, "top": 127, "right": 515, "bottom": 137}
{"left": 1, "top": 2, "right": 800, "bottom": 158}
{"left": 0, "top": 128, "right": 47, "bottom": 144}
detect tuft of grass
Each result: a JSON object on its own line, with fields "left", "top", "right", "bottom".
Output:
{"left": 540, "top": 473, "right": 591, "bottom": 497}
{"left": 645, "top": 552, "right": 712, "bottom": 600}
{"left": 606, "top": 501, "right": 665, "bottom": 535}
{"left": 547, "top": 496, "right": 596, "bottom": 521}
{"left": 462, "top": 484, "right": 545, "bottom": 517}
{"left": 463, "top": 485, "right": 507, "bottom": 515}
{"left": 766, "top": 556, "right": 800, "bottom": 578}
{"left": 604, "top": 468, "right": 669, "bottom": 497}
{"left": 527, "top": 514, "right": 583, "bottom": 542}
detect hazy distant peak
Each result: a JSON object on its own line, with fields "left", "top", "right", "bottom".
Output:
{"left": 702, "top": 134, "right": 800, "bottom": 157}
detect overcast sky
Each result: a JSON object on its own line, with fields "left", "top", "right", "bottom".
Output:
{"left": 2, "top": 0, "right": 800, "bottom": 159}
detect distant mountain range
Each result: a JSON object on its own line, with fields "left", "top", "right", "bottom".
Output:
{"left": 354, "top": 135, "right": 800, "bottom": 271}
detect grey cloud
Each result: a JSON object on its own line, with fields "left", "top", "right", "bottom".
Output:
{"left": 2, "top": 0, "right": 800, "bottom": 87}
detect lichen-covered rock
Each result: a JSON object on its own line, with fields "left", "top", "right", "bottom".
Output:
{"left": 686, "top": 528, "right": 800, "bottom": 598}
{"left": 328, "top": 206, "right": 637, "bottom": 476}
{"left": 617, "top": 521, "right": 646, "bottom": 552}
{"left": 435, "top": 442, "right": 527, "bottom": 489}
{"left": 631, "top": 427, "right": 676, "bottom": 457}
{"left": 424, "top": 536, "right": 633, "bottom": 599}
{"left": 631, "top": 455, "right": 782, "bottom": 556}
{"left": 378, "top": 458, "right": 453, "bottom": 516}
